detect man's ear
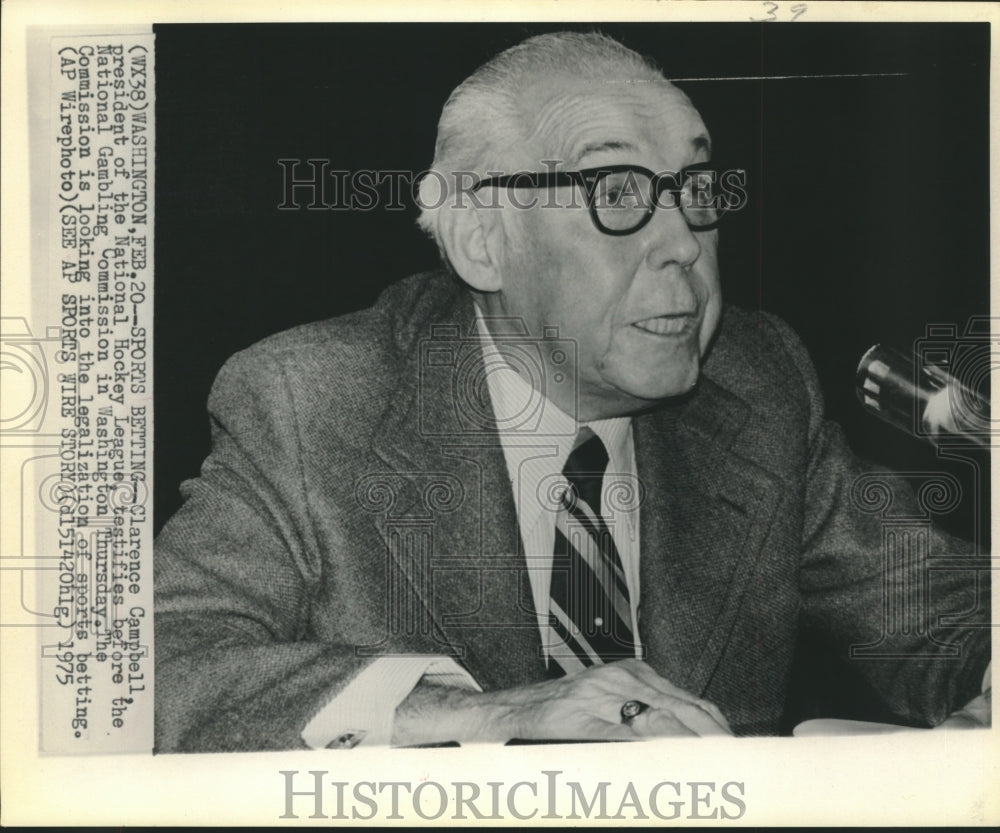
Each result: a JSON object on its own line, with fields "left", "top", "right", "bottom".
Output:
{"left": 438, "top": 204, "right": 503, "bottom": 292}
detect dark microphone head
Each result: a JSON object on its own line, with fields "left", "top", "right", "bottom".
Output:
{"left": 856, "top": 343, "right": 990, "bottom": 448}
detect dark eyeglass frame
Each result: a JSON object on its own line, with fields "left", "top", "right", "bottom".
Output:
{"left": 472, "top": 163, "right": 732, "bottom": 236}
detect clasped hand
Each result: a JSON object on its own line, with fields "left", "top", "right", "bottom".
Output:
{"left": 393, "top": 659, "right": 731, "bottom": 745}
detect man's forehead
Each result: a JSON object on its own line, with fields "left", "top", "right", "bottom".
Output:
{"left": 516, "top": 74, "right": 709, "bottom": 167}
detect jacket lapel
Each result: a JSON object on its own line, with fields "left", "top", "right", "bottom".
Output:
{"left": 368, "top": 292, "right": 547, "bottom": 691}
{"left": 635, "top": 377, "right": 785, "bottom": 695}
{"left": 368, "top": 282, "right": 784, "bottom": 695}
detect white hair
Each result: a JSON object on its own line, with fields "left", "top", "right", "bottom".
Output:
{"left": 415, "top": 31, "right": 668, "bottom": 267}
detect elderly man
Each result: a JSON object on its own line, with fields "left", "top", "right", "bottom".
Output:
{"left": 154, "top": 32, "right": 989, "bottom": 752}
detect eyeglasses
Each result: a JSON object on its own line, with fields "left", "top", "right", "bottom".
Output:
{"left": 473, "top": 163, "right": 742, "bottom": 236}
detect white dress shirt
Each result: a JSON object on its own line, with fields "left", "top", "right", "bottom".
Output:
{"left": 302, "top": 305, "right": 640, "bottom": 748}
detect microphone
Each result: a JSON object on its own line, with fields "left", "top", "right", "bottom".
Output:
{"left": 855, "top": 344, "right": 991, "bottom": 449}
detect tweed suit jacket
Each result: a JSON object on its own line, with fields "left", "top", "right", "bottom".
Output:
{"left": 154, "top": 270, "right": 989, "bottom": 752}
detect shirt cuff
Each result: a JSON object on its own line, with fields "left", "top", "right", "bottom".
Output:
{"left": 300, "top": 656, "right": 481, "bottom": 749}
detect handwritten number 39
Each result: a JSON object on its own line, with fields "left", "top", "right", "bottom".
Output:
{"left": 752, "top": 2, "right": 808, "bottom": 22}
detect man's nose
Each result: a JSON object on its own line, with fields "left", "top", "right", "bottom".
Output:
{"left": 643, "top": 203, "right": 701, "bottom": 270}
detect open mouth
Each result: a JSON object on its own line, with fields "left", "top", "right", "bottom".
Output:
{"left": 631, "top": 314, "right": 695, "bottom": 336}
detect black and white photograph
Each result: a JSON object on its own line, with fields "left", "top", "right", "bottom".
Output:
{"left": 1, "top": 1, "right": 997, "bottom": 826}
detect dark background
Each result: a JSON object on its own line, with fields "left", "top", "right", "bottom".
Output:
{"left": 153, "top": 22, "right": 990, "bottom": 728}
{"left": 155, "top": 22, "right": 990, "bottom": 545}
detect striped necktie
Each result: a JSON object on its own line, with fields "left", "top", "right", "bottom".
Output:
{"left": 547, "top": 428, "right": 636, "bottom": 676}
